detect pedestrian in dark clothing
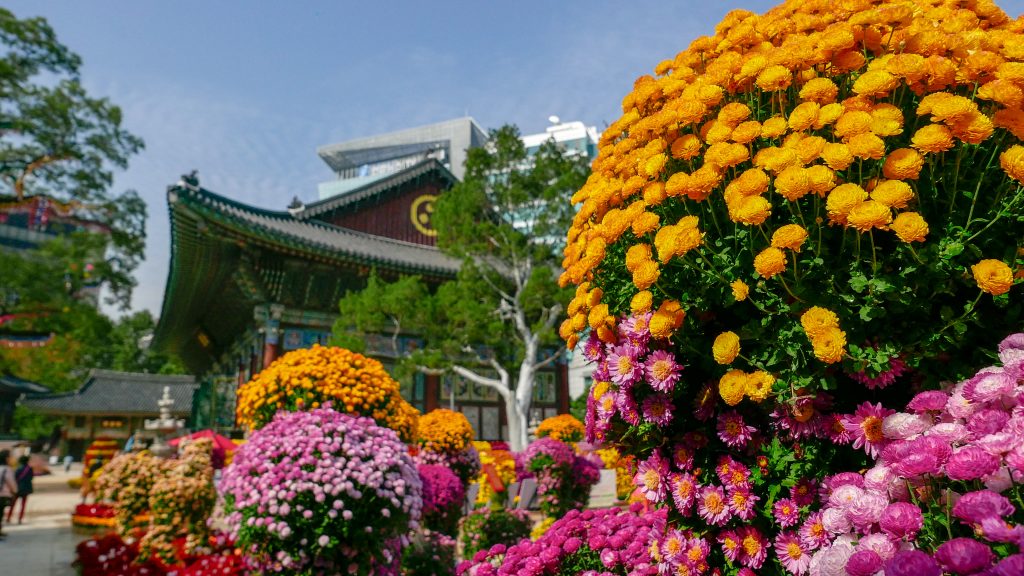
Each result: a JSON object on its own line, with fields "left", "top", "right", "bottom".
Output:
{"left": 6, "top": 456, "right": 33, "bottom": 524}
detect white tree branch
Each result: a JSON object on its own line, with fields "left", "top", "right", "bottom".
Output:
{"left": 452, "top": 364, "right": 511, "bottom": 401}
{"left": 534, "top": 347, "right": 564, "bottom": 371}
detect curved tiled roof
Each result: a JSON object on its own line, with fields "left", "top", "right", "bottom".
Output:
{"left": 169, "top": 172, "right": 460, "bottom": 276}
{"left": 21, "top": 370, "right": 196, "bottom": 416}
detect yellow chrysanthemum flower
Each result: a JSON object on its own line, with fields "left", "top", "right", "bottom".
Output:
{"left": 811, "top": 326, "right": 847, "bottom": 364}
{"left": 999, "top": 145, "right": 1024, "bottom": 184}
{"left": 712, "top": 331, "right": 741, "bottom": 365}
{"left": 846, "top": 200, "right": 893, "bottom": 232}
{"left": 631, "top": 290, "right": 653, "bottom": 314}
{"left": 870, "top": 180, "right": 915, "bottom": 209}
{"left": 882, "top": 148, "right": 924, "bottom": 180}
{"left": 718, "top": 370, "right": 747, "bottom": 406}
{"left": 890, "top": 212, "right": 929, "bottom": 243}
{"left": 774, "top": 166, "right": 810, "bottom": 201}
{"left": 771, "top": 224, "right": 809, "bottom": 251}
{"left": 753, "top": 247, "right": 786, "bottom": 279}
{"left": 911, "top": 124, "right": 954, "bottom": 154}
{"left": 800, "top": 306, "right": 839, "bottom": 338}
{"left": 826, "top": 183, "right": 869, "bottom": 224}
{"left": 625, "top": 244, "right": 653, "bottom": 273}
{"left": 730, "top": 280, "right": 749, "bottom": 302}
{"left": 650, "top": 300, "right": 685, "bottom": 340}
{"left": 745, "top": 371, "right": 775, "bottom": 403}
{"left": 971, "top": 259, "right": 1014, "bottom": 296}
{"left": 632, "top": 259, "right": 661, "bottom": 291}
{"left": 798, "top": 77, "right": 838, "bottom": 104}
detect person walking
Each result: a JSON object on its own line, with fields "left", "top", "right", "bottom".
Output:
{"left": 0, "top": 450, "right": 17, "bottom": 540}
{"left": 6, "top": 456, "right": 33, "bottom": 524}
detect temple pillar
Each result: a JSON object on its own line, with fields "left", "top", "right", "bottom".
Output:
{"left": 256, "top": 304, "right": 285, "bottom": 369}
{"left": 557, "top": 361, "right": 570, "bottom": 415}
{"left": 424, "top": 373, "right": 440, "bottom": 412}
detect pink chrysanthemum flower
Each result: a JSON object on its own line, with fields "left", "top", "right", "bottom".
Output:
{"left": 682, "top": 536, "right": 711, "bottom": 571}
{"left": 634, "top": 451, "right": 669, "bottom": 503}
{"left": 614, "top": 389, "right": 641, "bottom": 425}
{"left": 773, "top": 498, "right": 801, "bottom": 528}
{"left": 848, "top": 354, "right": 909, "bottom": 390}
{"left": 671, "top": 443, "right": 694, "bottom": 471}
{"left": 737, "top": 526, "right": 769, "bottom": 569}
{"left": 641, "top": 394, "right": 674, "bottom": 426}
{"left": 618, "top": 312, "right": 652, "bottom": 348}
{"left": 728, "top": 486, "right": 760, "bottom": 520}
{"left": 716, "top": 455, "right": 751, "bottom": 489}
{"left": 774, "top": 531, "right": 812, "bottom": 575}
{"left": 581, "top": 331, "right": 605, "bottom": 363}
{"left": 823, "top": 413, "right": 853, "bottom": 444}
{"left": 659, "top": 528, "right": 687, "bottom": 564}
{"left": 790, "top": 478, "right": 818, "bottom": 507}
{"left": 843, "top": 402, "right": 895, "bottom": 458}
{"left": 717, "top": 410, "right": 756, "bottom": 448}
{"left": 718, "top": 529, "right": 743, "bottom": 563}
{"left": 669, "top": 472, "right": 698, "bottom": 515}
{"left": 798, "top": 511, "right": 830, "bottom": 550}
{"left": 644, "top": 349, "right": 681, "bottom": 393}
{"left": 697, "top": 485, "right": 730, "bottom": 526}
{"left": 607, "top": 343, "right": 644, "bottom": 387}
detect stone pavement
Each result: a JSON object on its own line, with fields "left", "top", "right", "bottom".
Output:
{"left": 1, "top": 464, "right": 92, "bottom": 576}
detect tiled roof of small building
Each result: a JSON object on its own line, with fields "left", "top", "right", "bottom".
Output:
{"left": 21, "top": 370, "right": 196, "bottom": 416}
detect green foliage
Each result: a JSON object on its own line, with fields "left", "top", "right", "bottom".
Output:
{"left": 334, "top": 125, "right": 589, "bottom": 389}
{"left": 0, "top": 7, "right": 146, "bottom": 307}
{"left": 459, "top": 507, "right": 532, "bottom": 559}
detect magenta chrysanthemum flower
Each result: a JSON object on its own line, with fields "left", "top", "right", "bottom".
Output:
{"left": 618, "top": 312, "right": 652, "bottom": 348}
{"left": 737, "top": 526, "right": 769, "bottom": 569}
{"left": 641, "top": 393, "right": 674, "bottom": 426}
{"left": 659, "top": 527, "right": 687, "bottom": 564}
{"left": 682, "top": 536, "right": 711, "bottom": 570}
{"left": 884, "top": 550, "right": 941, "bottom": 576}
{"left": 823, "top": 413, "right": 854, "bottom": 444}
{"left": 607, "top": 343, "right": 644, "bottom": 387}
{"left": 946, "top": 446, "right": 1001, "bottom": 481}
{"left": 878, "top": 502, "right": 923, "bottom": 539}
{"left": 844, "top": 402, "right": 895, "bottom": 458}
{"left": 774, "top": 531, "right": 811, "bottom": 575}
{"left": 790, "top": 478, "right": 818, "bottom": 507}
{"left": 727, "top": 486, "right": 760, "bottom": 520}
{"left": 671, "top": 443, "right": 694, "bottom": 471}
{"left": 962, "top": 367, "right": 1015, "bottom": 404}
{"left": 634, "top": 451, "right": 669, "bottom": 503}
{"left": 717, "top": 410, "right": 756, "bottom": 448}
{"left": 696, "top": 484, "right": 730, "bottom": 526}
{"left": 952, "top": 490, "right": 1014, "bottom": 525}
{"left": 715, "top": 455, "right": 751, "bottom": 489}
{"left": 773, "top": 498, "right": 801, "bottom": 528}
{"left": 933, "top": 538, "right": 994, "bottom": 575}
{"left": 798, "top": 511, "right": 830, "bottom": 550}
{"left": 581, "top": 331, "right": 605, "bottom": 363}
{"left": 848, "top": 354, "right": 909, "bottom": 390}
{"left": 718, "top": 529, "right": 743, "bottom": 563}
{"left": 644, "top": 349, "right": 681, "bottom": 392}
{"left": 907, "top": 390, "right": 950, "bottom": 413}
{"left": 669, "top": 472, "right": 698, "bottom": 515}
{"left": 614, "top": 389, "right": 641, "bottom": 425}
{"left": 881, "top": 412, "right": 932, "bottom": 440}
{"left": 845, "top": 549, "right": 883, "bottom": 576}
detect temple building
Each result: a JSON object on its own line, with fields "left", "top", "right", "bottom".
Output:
{"left": 152, "top": 120, "right": 575, "bottom": 440}
{"left": 20, "top": 370, "right": 196, "bottom": 458}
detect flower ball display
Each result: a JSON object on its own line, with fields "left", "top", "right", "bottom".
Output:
{"left": 234, "top": 344, "right": 419, "bottom": 442}
{"left": 220, "top": 407, "right": 422, "bottom": 575}
{"left": 418, "top": 408, "right": 475, "bottom": 454}
{"left": 559, "top": 0, "right": 1023, "bottom": 410}
{"left": 535, "top": 413, "right": 586, "bottom": 443}
{"left": 418, "top": 463, "right": 466, "bottom": 537}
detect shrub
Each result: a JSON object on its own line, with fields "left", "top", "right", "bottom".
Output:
{"left": 459, "top": 507, "right": 532, "bottom": 560}
{"left": 401, "top": 530, "right": 457, "bottom": 576}
{"left": 234, "top": 344, "right": 419, "bottom": 441}
{"left": 220, "top": 407, "right": 421, "bottom": 575}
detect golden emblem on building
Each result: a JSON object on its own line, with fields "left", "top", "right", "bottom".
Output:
{"left": 410, "top": 194, "right": 438, "bottom": 237}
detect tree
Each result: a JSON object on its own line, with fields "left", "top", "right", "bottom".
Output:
{"left": 0, "top": 8, "right": 146, "bottom": 307}
{"left": 334, "top": 125, "right": 589, "bottom": 450}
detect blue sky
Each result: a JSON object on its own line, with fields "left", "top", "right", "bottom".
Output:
{"left": 8, "top": 1, "right": 1024, "bottom": 316}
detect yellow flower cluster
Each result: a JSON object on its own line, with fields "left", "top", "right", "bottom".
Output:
{"left": 474, "top": 446, "right": 516, "bottom": 506}
{"left": 419, "top": 408, "right": 475, "bottom": 454}
{"left": 718, "top": 369, "right": 775, "bottom": 406}
{"left": 558, "top": 0, "right": 1022, "bottom": 367}
{"left": 235, "top": 344, "right": 419, "bottom": 442}
{"left": 800, "top": 307, "right": 848, "bottom": 364}
{"left": 535, "top": 414, "right": 586, "bottom": 443}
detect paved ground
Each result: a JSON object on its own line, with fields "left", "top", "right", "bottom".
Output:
{"left": 1, "top": 464, "right": 93, "bottom": 576}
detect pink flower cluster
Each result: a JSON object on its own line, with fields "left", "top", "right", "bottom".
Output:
{"left": 414, "top": 444, "right": 481, "bottom": 486}
{"left": 519, "top": 437, "right": 601, "bottom": 517}
{"left": 806, "top": 333, "right": 1024, "bottom": 576}
{"left": 418, "top": 464, "right": 465, "bottom": 536}
{"left": 582, "top": 318, "right": 683, "bottom": 443}
{"left": 456, "top": 504, "right": 665, "bottom": 576}
{"left": 219, "top": 407, "right": 422, "bottom": 574}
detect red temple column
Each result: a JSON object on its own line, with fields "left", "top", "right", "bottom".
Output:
{"left": 424, "top": 374, "right": 440, "bottom": 412}
{"left": 557, "top": 361, "right": 570, "bottom": 415}
{"left": 258, "top": 304, "right": 284, "bottom": 369}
